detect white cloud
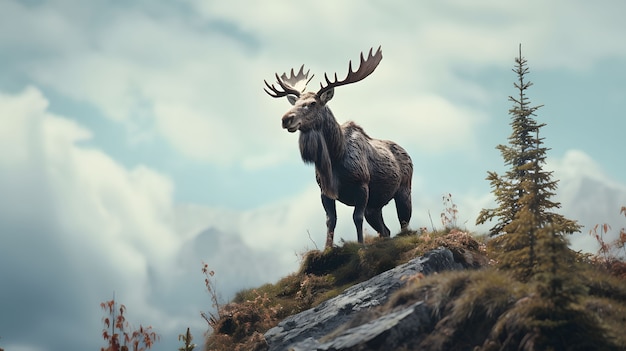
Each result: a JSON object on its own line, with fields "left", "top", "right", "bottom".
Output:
{"left": 0, "top": 86, "right": 52, "bottom": 167}
{"left": 0, "top": 87, "right": 237, "bottom": 349}
{"left": 0, "top": 87, "right": 181, "bottom": 344}
{"left": 341, "top": 93, "right": 488, "bottom": 153}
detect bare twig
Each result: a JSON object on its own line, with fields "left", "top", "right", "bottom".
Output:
{"left": 307, "top": 230, "right": 319, "bottom": 251}
{"left": 428, "top": 210, "right": 436, "bottom": 233}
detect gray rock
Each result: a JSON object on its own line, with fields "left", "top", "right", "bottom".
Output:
{"left": 264, "top": 247, "right": 466, "bottom": 351}
{"left": 290, "top": 301, "right": 434, "bottom": 351}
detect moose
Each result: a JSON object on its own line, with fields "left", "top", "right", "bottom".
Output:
{"left": 264, "top": 47, "right": 413, "bottom": 249}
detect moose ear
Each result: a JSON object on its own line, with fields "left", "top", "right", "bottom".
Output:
{"left": 287, "top": 95, "right": 298, "bottom": 105}
{"left": 318, "top": 88, "right": 334, "bottom": 104}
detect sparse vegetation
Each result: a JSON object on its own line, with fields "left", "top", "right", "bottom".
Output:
{"left": 591, "top": 223, "right": 616, "bottom": 264}
{"left": 99, "top": 297, "right": 159, "bottom": 351}
{"left": 440, "top": 193, "right": 459, "bottom": 229}
{"left": 587, "top": 206, "right": 626, "bottom": 277}
{"left": 178, "top": 328, "right": 197, "bottom": 351}
{"left": 201, "top": 262, "right": 223, "bottom": 331}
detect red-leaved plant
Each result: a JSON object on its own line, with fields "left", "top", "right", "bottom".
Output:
{"left": 100, "top": 297, "right": 159, "bottom": 351}
{"left": 588, "top": 206, "right": 626, "bottom": 277}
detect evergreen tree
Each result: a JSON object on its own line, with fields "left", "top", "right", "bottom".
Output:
{"left": 477, "top": 45, "right": 580, "bottom": 237}
{"left": 476, "top": 46, "right": 541, "bottom": 236}
{"left": 478, "top": 45, "right": 581, "bottom": 280}
{"left": 477, "top": 47, "right": 612, "bottom": 350}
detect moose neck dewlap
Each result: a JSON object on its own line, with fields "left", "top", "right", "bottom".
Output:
{"left": 299, "top": 129, "right": 339, "bottom": 199}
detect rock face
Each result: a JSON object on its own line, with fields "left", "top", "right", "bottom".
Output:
{"left": 264, "top": 248, "right": 468, "bottom": 351}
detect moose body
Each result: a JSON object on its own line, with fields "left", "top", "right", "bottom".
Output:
{"left": 265, "top": 47, "right": 413, "bottom": 248}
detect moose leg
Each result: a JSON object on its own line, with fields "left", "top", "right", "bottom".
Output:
{"left": 353, "top": 207, "right": 365, "bottom": 244}
{"left": 321, "top": 195, "right": 337, "bottom": 249}
{"left": 352, "top": 185, "right": 369, "bottom": 244}
{"left": 365, "top": 208, "right": 391, "bottom": 238}
{"left": 394, "top": 187, "right": 412, "bottom": 232}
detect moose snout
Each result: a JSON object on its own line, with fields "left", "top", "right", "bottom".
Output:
{"left": 282, "top": 115, "right": 293, "bottom": 128}
{"left": 282, "top": 114, "right": 299, "bottom": 133}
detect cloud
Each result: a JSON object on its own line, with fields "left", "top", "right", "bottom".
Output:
{"left": 0, "top": 87, "right": 281, "bottom": 350}
{"left": 6, "top": 0, "right": 624, "bottom": 171}
{"left": 16, "top": 0, "right": 626, "bottom": 168}
{"left": 0, "top": 86, "right": 179, "bottom": 349}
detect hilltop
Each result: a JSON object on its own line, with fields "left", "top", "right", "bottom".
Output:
{"left": 203, "top": 230, "right": 626, "bottom": 350}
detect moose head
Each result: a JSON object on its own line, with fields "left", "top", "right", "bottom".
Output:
{"left": 265, "top": 47, "right": 383, "bottom": 134}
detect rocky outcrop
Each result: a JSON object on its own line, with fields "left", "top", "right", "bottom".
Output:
{"left": 264, "top": 248, "right": 469, "bottom": 351}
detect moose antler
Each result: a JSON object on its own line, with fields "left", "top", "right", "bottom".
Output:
{"left": 317, "top": 46, "right": 383, "bottom": 97}
{"left": 264, "top": 65, "right": 314, "bottom": 98}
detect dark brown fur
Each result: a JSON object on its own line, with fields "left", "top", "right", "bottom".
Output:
{"left": 265, "top": 48, "right": 413, "bottom": 248}
{"left": 283, "top": 92, "right": 413, "bottom": 248}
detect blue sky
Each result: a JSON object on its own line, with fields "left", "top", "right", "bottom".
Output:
{"left": 1, "top": 1, "right": 625, "bottom": 350}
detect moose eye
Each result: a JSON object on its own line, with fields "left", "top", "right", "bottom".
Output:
{"left": 308, "top": 101, "right": 316, "bottom": 108}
